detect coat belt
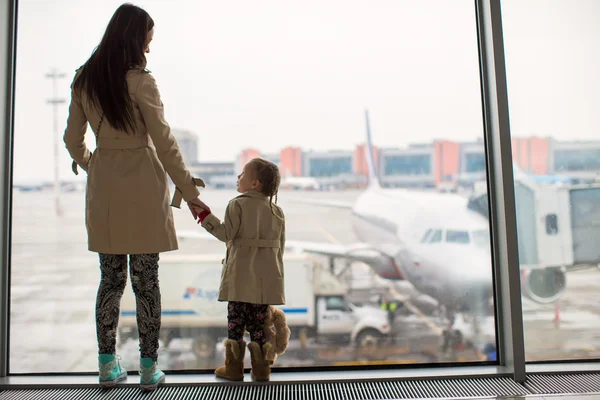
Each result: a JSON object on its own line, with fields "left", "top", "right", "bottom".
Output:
{"left": 96, "top": 136, "right": 151, "bottom": 149}
{"left": 71, "top": 136, "right": 152, "bottom": 175}
{"left": 231, "top": 238, "right": 280, "bottom": 248}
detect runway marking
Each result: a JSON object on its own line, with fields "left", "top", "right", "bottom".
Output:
{"left": 314, "top": 221, "right": 444, "bottom": 337}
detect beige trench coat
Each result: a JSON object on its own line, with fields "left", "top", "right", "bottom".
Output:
{"left": 64, "top": 67, "right": 202, "bottom": 255}
{"left": 201, "top": 191, "right": 286, "bottom": 305}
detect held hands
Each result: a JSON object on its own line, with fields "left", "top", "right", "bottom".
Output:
{"left": 187, "top": 197, "right": 210, "bottom": 220}
{"left": 190, "top": 203, "right": 211, "bottom": 224}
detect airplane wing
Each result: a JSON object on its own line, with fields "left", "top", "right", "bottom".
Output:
{"left": 177, "top": 232, "right": 359, "bottom": 256}
{"left": 285, "top": 240, "right": 405, "bottom": 280}
{"left": 285, "top": 240, "right": 371, "bottom": 257}
{"left": 288, "top": 198, "right": 354, "bottom": 210}
{"left": 176, "top": 232, "right": 404, "bottom": 279}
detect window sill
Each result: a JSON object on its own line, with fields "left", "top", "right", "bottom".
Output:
{"left": 526, "top": 362, "right": 600, "bottom": 374}
{"left": 0, "top": 366, "right": 509, "bottom": 389}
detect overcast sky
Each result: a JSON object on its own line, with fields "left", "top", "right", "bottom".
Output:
{"left": 11, "top": 0, "right": 600, "bottom": 182}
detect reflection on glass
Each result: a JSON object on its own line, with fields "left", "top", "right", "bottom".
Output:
{"left": 10, "top": 0, "right": 496, "bottom": 373}
{"left": 503, "top": 0, "right": 600, "bottom": 361}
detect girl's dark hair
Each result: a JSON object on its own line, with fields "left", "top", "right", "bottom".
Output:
{"left": 73, "top": 3, "right": 154, "bottom": 133}
{"left": 249, "top": 158, "right": 283, "bottom": 218}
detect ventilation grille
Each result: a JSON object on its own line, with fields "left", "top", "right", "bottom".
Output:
{"left": 0, "top": 378, "right": 529, "bottom": 400}
{"left": 526, "top": 373, "right": 600, "bottom": 395}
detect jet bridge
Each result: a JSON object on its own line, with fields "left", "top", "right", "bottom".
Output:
{"left": 468, "top": 178, "right": 600, "bottom": 268}
{"left": 467, "top": 177, "right": 600, "bottom": 303}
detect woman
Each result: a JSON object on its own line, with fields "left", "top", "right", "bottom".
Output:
{"left": 64, "top": 3, "right": 207, "bottom": 391}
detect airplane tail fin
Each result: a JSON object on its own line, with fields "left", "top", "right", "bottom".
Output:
{"left": 365, "top": 109, "right": 381, "bottom": 189}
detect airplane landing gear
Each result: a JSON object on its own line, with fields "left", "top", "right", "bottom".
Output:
{"left": 439, "top": 308, "right": 464, "bottom": 359}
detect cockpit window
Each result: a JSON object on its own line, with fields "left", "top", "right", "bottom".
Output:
{"left": 422, "top": 228, "right": 490, "bottom": 246}
{"left": 420, "top": 228, "right": 432, "bottom": 243}
{"left": 446, "top": 230, "right": 470, "bottom": 244}
{"left": 429, "top": 229, "right": 442, "bottom": 243}
{"left": 471, "top": 229, "right": 490, "bottom": 248}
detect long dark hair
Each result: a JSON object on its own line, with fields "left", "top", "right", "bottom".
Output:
{"left": 73, "top": 3, "right": 154, "bottom": 133}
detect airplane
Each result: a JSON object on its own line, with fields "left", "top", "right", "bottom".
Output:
{"left": 177, "top": 110, "right": 589, "bottom": 354}
{"left": 178, "top": 110, "right": 494, "bottom": 350}
{"left": 282, "top": 111, "right": 494, "bottom": 331}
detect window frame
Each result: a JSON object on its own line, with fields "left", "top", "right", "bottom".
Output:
{"left": 0, "top": 0, "right": 16, "bottom": 380}
{"left": 0, "top": 0, "right": 542, "bottom": 385}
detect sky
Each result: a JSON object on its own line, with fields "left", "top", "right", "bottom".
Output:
{"left": 11, "top": 0, "right": 600, "bottom": 182}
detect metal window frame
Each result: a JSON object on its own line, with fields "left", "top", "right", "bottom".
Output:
{"left": 0, "top": 0, "right": 529, "bottom": 383}
{"left": 0, "top": 0, "right": 17, "bottom": 380}
{"left": 475, "top": 0, "right": 526, "bottom": 382}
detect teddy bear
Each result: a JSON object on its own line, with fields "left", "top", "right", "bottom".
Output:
{"left": 262, "top": 305, "right": 291, "bottom": 365}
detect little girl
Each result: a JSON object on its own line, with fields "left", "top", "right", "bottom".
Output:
{"left": 192, "top": 157, "right": 286, "bottom": 382}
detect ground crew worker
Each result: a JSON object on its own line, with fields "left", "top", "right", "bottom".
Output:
{"left": 379, "top": 296, "right": 399, "bottom": 328}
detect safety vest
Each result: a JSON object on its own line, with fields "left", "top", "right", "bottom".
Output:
{"left": 380, "top": 301, "right": 397, "bottom": 312}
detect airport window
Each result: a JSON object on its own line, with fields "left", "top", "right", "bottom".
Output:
{"left": 445, "top": 230, "right": 470, "bottom": 244}
{"left": 465, "top": 152, "right": 486, "bottom": 173}
{"left": 383, "top": 154, "right": 432, "bottom": 176}
{"left": 10, "top": 0, "right": 495, "bottom": 374}
{"left": 308, "top": 157, "right": 353, "bottom": 177}
{"left": 503, "top": 0, "right": 600, "bottom": 361}
{"left": 553, "top": 148, "right": 600, "bottom": 172}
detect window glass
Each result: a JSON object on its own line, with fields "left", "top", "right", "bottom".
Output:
{"left": 446, "top": 230, "right": 470, "bottom": 244}
{"left": 11, "top": 0, "right": 495, "bottom": 373}
{"left": 420, "top": 228, "right": 433, "bottom": 243}
{"left": 326, "top": 297, "right": 349, "bottom": 312}
{"left": 503, "top": 0, "right": 600, "bottom": 362}
{"left": 429, "top": 230, "right": 443, "bottom": 243}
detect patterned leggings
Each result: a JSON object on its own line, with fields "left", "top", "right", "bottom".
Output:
{"left": 96, "top": 253, "right": 161, "bottom": 361}
{"left": 227, "top": 302, "right": 269, "bottom": 347}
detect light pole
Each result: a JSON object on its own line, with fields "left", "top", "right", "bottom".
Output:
{"left": 46, "top": 69, "right": 66, "bottom": 217}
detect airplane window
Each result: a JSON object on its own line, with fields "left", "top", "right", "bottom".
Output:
{"left": 429, "top": 229, "right": 442, "bottom": 243}
{"left": 472, "top": 229, "right": 490, "bottom": 248}
{"left": 420, "top": 228, "right": 433, "bottom": 243}
{"left": 446, "top": 230, "right": 470, "bottom": 244}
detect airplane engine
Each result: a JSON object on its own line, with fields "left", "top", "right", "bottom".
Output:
{"left": 521, "top": 267, "right": 566, "bottom": 304}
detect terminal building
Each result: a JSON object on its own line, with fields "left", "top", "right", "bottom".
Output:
{"left": 171, "top": 129, "right": 199, "bottom": 165}
{"left": 187, "top": 137, "right": 600, "bottom": 190}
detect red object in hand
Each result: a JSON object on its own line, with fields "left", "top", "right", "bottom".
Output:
{"left": 197, "top": 210, "right": 211, "bottom": 224}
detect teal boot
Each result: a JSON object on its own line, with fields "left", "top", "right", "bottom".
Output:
{"left": 139, "top": 357, "right": 166, "bottom": 391}
{"left": 98, "top": 354, "right": 127, "bottom": 388}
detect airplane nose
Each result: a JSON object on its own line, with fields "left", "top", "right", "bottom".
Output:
{"left": 462, "top": 258, "right": 493, "bottom": 285}
{"left": 437, "top": 248, "right": 493, "bottom": 292}
{"left": 459, "top": 256, "right": 494, "bottom": 304}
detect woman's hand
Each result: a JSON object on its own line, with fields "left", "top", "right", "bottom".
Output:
{"left": 187, "top": 197, "right": 210, "bottom": 219}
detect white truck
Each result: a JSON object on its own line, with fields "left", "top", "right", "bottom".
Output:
{"left": 118, "top": 253, "right": 390, "bottom": 359}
